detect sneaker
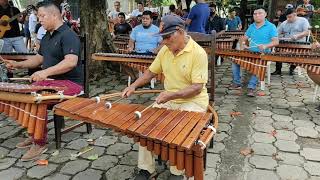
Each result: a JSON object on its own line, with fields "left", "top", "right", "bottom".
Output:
{"left": 229, "top": 83, "right": 242, "bottom": 90}
{"left": 134, "top": 169, "right": 156, "bottom": 180}
{"left": 21, "top": 144, "right": 48, "bottom": 162}
{"left": 168, "top": 174, "right": 184, "bottom": 180}
{"left": 247, "top": 89, "right": 255, "bottom": 97}
{"left": 16, "top": 138, "right": 33, "bottom": 149}
{"left": 271, "top": 70, "right": 282, "bottom": 75}
{"left": 315, "top": 106, "right": 320, "bottom": 112}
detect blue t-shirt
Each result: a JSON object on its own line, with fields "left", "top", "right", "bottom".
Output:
{"left": 187, "top": 3, "right": 210, "bottom": 33}
{"left": 245, "top": 20, "right": 278, "bottom": 53}
{"left": 226, "top": 16, "right": 242, "bottom": 30}
{"left": 130, "top": 24, "right": 162, "bottom": 53}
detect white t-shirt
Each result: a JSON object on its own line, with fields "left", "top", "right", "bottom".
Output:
{"left": 131, "top": 9, "right": 143, "bottom": 17}
{"left": 28, "top": 13, "right": 37, "bottom": 33}
{"left": 37, "top": 26, "right": 47, "bottom": 40}
{"left": 108, "top": 10, "right": 119, "bottom": 19}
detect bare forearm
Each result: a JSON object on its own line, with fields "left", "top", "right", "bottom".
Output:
{"left": 296, "top": 31, "right": 310, "bottom": 39}
{"left": 43, "top": 58, "right": 77, "bottom": 77}
{"left": 130, "top": 70, "right": 156, "bottom": 88}
{"left": 265, "top": 39, "right": 279, "bottom": 49}
{"left": 170, "top": 84, "right": 203, "bottom": 100}
{"left": 19, "top": 55, "right": 43, "bottom": 69}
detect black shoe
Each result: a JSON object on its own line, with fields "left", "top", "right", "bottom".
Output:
{"left": 271, "top": 70, "right": 282, "bottom": 75}
{"left": 289, "top": 70, "right": 294, "bottom": 76}
{"left": 134, "top": 170, "right": 155, "bottom": 180}
{"left": 168, "top": 174, "right": 184, "bottom": 180}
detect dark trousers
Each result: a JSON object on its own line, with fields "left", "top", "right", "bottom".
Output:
{"left": 275, "top": 62, "right": 296, "bottom": 72}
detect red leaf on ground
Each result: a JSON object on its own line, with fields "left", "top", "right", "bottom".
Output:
{"left": 36, "top": 159, "right": 48, "bottom": 166}
{"left": 257, "top": 91, "right": 266, "bottom": 96}
{"left": 270, "top": 130, "right": 277, "bottom": 137}
{"left": 230, "top": 111, "right": 243, "bottom": 117}
{"left": 240, "top": 147, "right": 254, "bottom": 156}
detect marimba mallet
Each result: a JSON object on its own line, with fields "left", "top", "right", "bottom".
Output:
{"left": 105, "top": 97, "right": 125, "bottom": 109}
{"left": 134, "top": 102, "right": 156, "bottom": 119}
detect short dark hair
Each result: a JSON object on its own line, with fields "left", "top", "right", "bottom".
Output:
{"left": 229, "top": 9, "right": 236, "bottom": 13}
{"left": 36, "top": 0, "right": 61, "bottom": 13}
{"left": 284, "top": 8, "right": 295, "bottom": 16}
{"left": 169, "top": 4, "right": 176, "bottom": 12}
{"left": 138, "top": 2, "right": 143, "bottom": 6}
{"left": 118, "top": 12, "right": 125, "bottom": 18}
{"left": 142, "top": 10, "right": 152, "bottom": 17}
{"left": 209, "top": 3, "right": 216, "bottom": 8}
{"left": 254, "top": 6, "right": 267, "bottom": 12}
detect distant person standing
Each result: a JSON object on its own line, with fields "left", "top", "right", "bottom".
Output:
{"left": 108, "top": 1, "right": 121, "bottom": 21}
{"left": 206, "top": 3, "right": 225, "bottom": 35}
{"left": 186, "top": 0, "right": 210, "bottom": 33}
{"left": 297, "top": 0, "right": 315, "bottom": 21}
{"left": 226, "top": 9, "right": 242, "bottom": 30}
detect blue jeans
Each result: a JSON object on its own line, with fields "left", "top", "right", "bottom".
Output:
{"left": 1, "top": 36, "right": 27, "bottom": 53}
{"left": 232, "top": 63, "right": 257, "bottom": 89}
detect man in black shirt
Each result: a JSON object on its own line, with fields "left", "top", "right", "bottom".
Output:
{"left": 0, "top": 0, "right": 27, "bottom": 52}
{"left": 206, "top": 3, "right": 225, "bottom": 35}
{"left": 4, "top": 1, "right": 83, "bottom": 161}
{"left": 114, "top": 12, "right": 132, "bottom": 35}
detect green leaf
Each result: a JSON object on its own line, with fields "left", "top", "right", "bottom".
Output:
{"left": 87, "top": 154, "right": 99, "bottom": 160}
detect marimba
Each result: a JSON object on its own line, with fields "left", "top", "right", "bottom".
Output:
{"left": 0, "top": 82, "right": 75, "bottom": 140}
{"left": 219, "top": 30, "right": 245, "bottom": 39}
{"left": 275, "top": 41, "right": 312, "bottom": 54}
{"left": 0, "top": 52, "right": 37, "bottom": 61}
{"left": 54, "top": 92, "right": 218, "bottom": 180}
{"left": 92, "top": 53, "right": 164, "bottom": 82}
{"left": 216, "top": 49, "right": 267, "bottom": 82}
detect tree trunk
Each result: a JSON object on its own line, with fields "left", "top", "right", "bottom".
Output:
{"left": 239, "top": 0, "right": 248, "bottom": 28}
{"left": 80, "top": 0, "right": 115, "bottom": 79}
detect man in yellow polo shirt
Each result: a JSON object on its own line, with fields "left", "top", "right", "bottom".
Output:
{"left": 122, "top": 15, "right": 208, "bottom": 180}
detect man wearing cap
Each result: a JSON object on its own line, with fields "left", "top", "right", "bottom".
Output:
{"left": 122, "top": 15, "right": 209, "bottom": 180}
{"left": 279, "top": 4, "right": 294, "bottom": 23}
{"left": 128, "top": 10, "right": 162, "bottom": 54}
{"left": 272, "top": 8, "right": 310, "bottom": 75}
{"left": 231, "top": 8, "right": 279, "bottom": 97}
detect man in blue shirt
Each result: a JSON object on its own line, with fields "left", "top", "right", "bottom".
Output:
{"left": 186, "top": 0, "right": 210, "bottom": 33}
{"left": 231, "top": 8, "right": 279, "bottom": 97}
{"left": 128, "top": 10, "right": 162, "bottom": 54}
{"left": 226, "top": 9, "right": 242, "bottom": 31}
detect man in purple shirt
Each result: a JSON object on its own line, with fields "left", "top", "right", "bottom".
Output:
{"left": 186, "top": 0, "right": 210, "bottom": 33}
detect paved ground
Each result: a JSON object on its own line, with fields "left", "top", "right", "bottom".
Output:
{"left": 0, "top": 61, "right": 319, "bottom": 180}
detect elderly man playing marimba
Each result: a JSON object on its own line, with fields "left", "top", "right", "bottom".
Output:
{"left": 122, "top": 15, "right": 208, "bottom": 180}
{"left": 4, "top": 1, "right": 83, "bottom": 161}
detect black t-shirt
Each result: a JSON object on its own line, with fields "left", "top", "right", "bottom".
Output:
{"left": 206, "top": 15, "right": 225, "bottom": 33}
{"left": 279, "top": 14, "right": 287, "bottom": 23}
{"left": 0, "top": 5, "right": 21, "bottom": 38}
{"left": 114, "top": 23, "right": 132, "bottom": 35}
{"left": 39, "top": 23, "right": 83, "bottom": 85}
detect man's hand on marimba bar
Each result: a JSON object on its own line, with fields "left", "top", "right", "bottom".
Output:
{"left": 122, "top": 86, "right": 136, "bottom": 98}
{"left": 30, "top": 70, "right": 49, "bottom": 82}
{"left": 3, "top": 59, "right": 22, "bottom": 70}
{"left": 155, "top": 91, "right": 175, "bottom": 104}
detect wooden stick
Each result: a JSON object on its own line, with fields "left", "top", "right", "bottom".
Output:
{"left": 105, "top": 97, "right": 125, "bottom": 109}
{"left": 9, "top": 77, "right": 54, "bottom": 81}
{"left": 98, "top": 89, "right": 163, "bottom": 100}
{"left": 134, "top": 102, "right": 156, "bottom": 119}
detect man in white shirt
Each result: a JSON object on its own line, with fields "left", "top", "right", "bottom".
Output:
{"left": 108, "top": 1, "right": 121, "bottom": 22}
{"left": 28, "top": 7, "right": 38, "bottom": 50}
{"left": 272, "top": 8, "right": 310, "bottom": 75}
{"left": 131, "top": 2, "right": 145, "bottom": 17}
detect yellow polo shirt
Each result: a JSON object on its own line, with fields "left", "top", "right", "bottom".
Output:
{"left": 149, "top": 37, "right": 209, "bottom": 109}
